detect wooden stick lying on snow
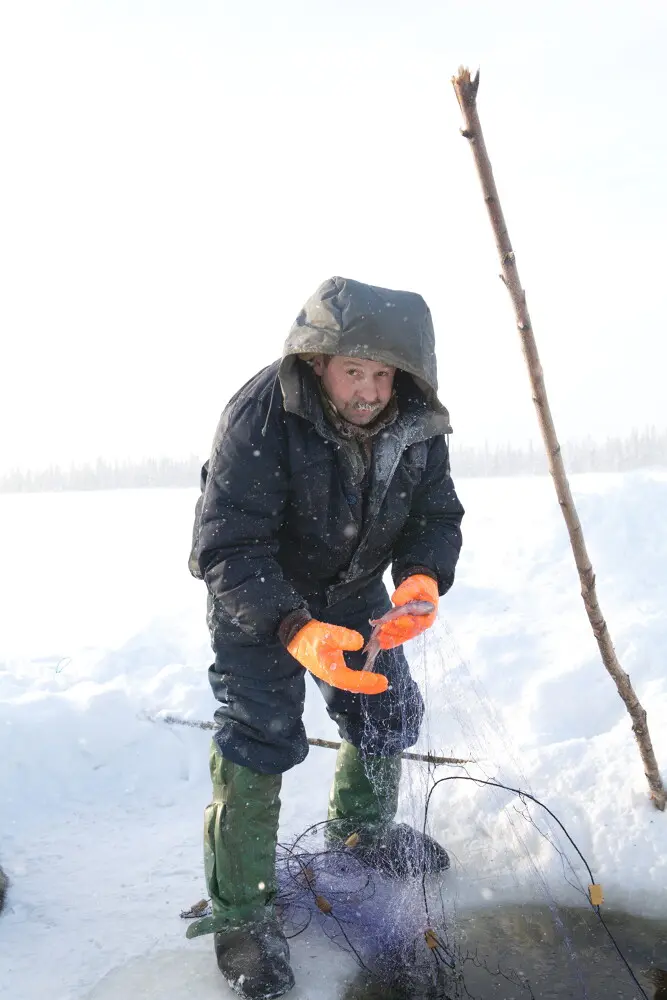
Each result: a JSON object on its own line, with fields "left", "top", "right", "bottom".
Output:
{"left": 151, "top": 714, "right": 473, "bottom": 766}
{"left": 451, "top": 67, "right": 666, "bottom": 811}
{"left": 308, "top": 736, "right": 472, "bottom": 766}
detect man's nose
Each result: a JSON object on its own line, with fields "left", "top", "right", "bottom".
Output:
{"left": 357, "top": 381, "right": 377, "bottom": 403}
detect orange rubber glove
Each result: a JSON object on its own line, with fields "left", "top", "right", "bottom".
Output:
{"left": 287, "top": 620, "right": 389, "bottom": 695}
{"left": 375, "top": 574, "right": 439, "bottom": 650}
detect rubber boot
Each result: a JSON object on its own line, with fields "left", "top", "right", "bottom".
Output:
{"left": 213, "top": 917, "right": 295, "bottom": 999}
{"left": 327, "top": 741, "right": 449, "bottom": 878}
{"left": 187, "top": 742, "right": 295, "bottom": 997}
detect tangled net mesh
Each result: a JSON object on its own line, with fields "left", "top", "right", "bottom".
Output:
{"left": 271, "top": 620, "right": 659, "bottom": 1000}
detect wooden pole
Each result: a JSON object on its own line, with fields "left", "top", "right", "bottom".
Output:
{"left": 451, "top": 67, "right": 666, "bottom": 811}
{"left": 152, "top": 714, "right": 472, "bottom": 767}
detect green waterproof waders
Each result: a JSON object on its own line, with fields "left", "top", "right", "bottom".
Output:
{"left": 187, "top": 739, "right": 402, "bottom": 939}
{"left": 327, "top": 741, "right": 450, "bottom": 878}
{"left": 187, "top": 741, "right": 282, "bottom": 938}
{"left": 327, "top": 740, "right": 401, "bottom": 842}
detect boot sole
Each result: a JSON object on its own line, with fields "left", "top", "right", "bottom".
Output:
{"left": 221, "top": 969, "right": 295, "bottom": 1000}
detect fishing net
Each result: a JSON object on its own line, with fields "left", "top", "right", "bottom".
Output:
{"left": 271, "top": 619, "right": 662, "bottom": 1000}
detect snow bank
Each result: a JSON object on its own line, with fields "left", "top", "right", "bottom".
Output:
{"left": 0, "top": 473, "right": 665, "bottom": 998}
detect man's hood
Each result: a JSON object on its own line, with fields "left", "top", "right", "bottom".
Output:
{"left": 278, "top": 276, "right": 453, "bottom": 432}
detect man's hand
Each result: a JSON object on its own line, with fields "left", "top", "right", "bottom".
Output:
{"left": 374, "top": 574, "right": 439, "bottom": 650}
{"left": 288, "top": 620, "right": 389, "bottom": 694}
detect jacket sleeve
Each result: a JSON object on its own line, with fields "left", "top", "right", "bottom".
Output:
{"left": 391, "top": 435, "right": 464, "bottom": 596}
{"left": 196, "top": 388, "right": 309, "bottom": 642}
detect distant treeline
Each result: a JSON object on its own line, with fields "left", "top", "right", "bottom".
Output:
{"left": 0, "top": 456, "right": 203, "bottom": 494}
{"left": 2, "top": 428, "right": 667, "bottom": 493}
{"left": 451, "top": 427, "right": 667, "bottom": 477}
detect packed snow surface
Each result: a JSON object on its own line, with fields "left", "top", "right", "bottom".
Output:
{"left": 1, "top": 472, "right": 666, "bottom": 998}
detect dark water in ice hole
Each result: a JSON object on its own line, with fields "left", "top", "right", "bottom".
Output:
{"left": 341, "top": 905, "right": 667, "bottom": 1000}
{"left": 82, "top": 904, "right": 667, "bottom": 999}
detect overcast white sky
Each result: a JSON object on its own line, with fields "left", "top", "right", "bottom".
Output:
{"left": 2, "top": 0, "right": 666, "bottom": 472}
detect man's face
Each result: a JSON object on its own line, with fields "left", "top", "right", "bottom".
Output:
{"left": 312, "top": 355, "right": 396, "bottom": 426}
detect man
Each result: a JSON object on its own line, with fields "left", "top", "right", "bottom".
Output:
{"left": 188, "top": 276, "right": 464, "bottom": 999}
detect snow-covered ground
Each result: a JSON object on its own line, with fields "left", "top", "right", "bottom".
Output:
{"left": 1, "top": 472, "right": 666, "bottom": 999}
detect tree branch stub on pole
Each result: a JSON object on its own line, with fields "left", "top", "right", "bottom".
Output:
{"left": 451, "top": 66, "right": 665, "bottom": 811}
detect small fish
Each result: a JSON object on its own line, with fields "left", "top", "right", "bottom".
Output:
{"left": 363, "top": 600, "right": 435, "bottom": 670}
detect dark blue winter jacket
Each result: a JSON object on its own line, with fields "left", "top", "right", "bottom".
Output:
{"left": 190, "top": 276, "right": 464, "bottom": 647}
